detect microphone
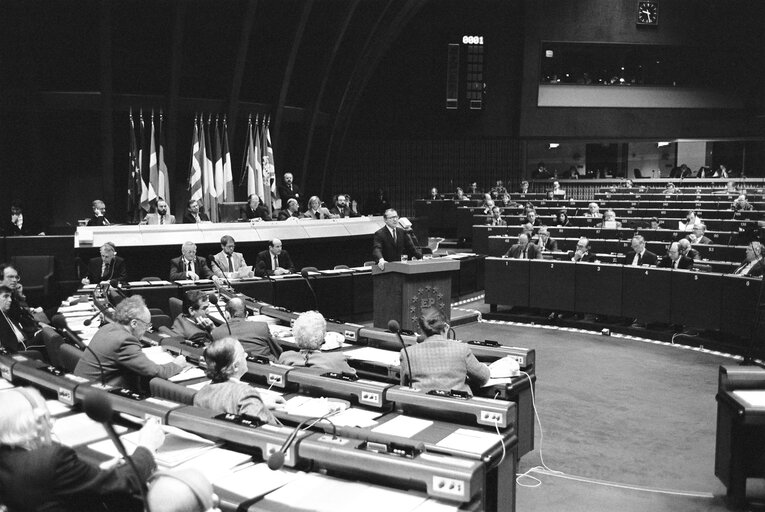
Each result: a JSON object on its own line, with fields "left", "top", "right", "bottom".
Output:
{"left": 52, "top": 314, "right": 105, "bottom": 386}
{"left": 300, "top": 268, "right": 319, "bottom": 311}
{"left": 208, "top": 254, "right": 233, "bottom": 289}
{"left": 83, "top": 390, "right": 151, "bottom": 509}
{"left": 267, "top": 413, "right": 338, "bottom": 471}
{"left": 81, "top": 308, "right": 105, "bottom": 327}
{"left": 207, "top": 292, "right": 231, "bottom": 335}
{"left": 388, "top": 319, "right": 413, "bottom": 388}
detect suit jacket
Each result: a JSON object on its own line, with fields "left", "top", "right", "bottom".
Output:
{"left": 86, "top": 215, "right": 110, "bottom": 227}
{"left": 171, "top": 315, "right": 211, "bottom": 340}
{"left": 329, "top": 205, "right": 360, "bottom": 218}
{"left": 689, "top": 235, "right": 712, "bottom": 245}
{"left": 74, "top": 322, "right": 183, "bottom": 388}
{"left": 733, "top": 259, "right": 765, "bottom": 277}
{"left": 277, "top": 183, "right": 301, "bottom": 204}
{"left": 0, "top": 443, "right": 155, "bottom": 512}
{"left": 168, "top": 256, "right": 213, "bottom": 281}
{"left": 400, "top": 334, "right": 489, "bottom": 395}
{"left": 210, "top": 251, "right": 250, "bottom": 278}
{"left": 278, "top": 349, "right": 356, "bottom": 374}
{"left": 684, "top": 248, "right": 701, "bottom": 260}
{"left": 241, "top": 204, "right": 272, "bottom": 221}
{"left": 571, "top": 251, "right": 597, "bottom": 263}
{"left": 0, "top": 310, "right": 24, "bottom": 352}
{"left": 300, "top": 207, "right": 333, "bottom": 220}
{"left": 486, "top": 217, "right": 507, "bottom": 226}
{"left": 193, "top": 380, "right": 276, "bottom": 425}
{"left": 4, "top": 221, "right": 32, "bottom": 236}
{"left": 503, "top": 243, "right": 541, "bottom": 259}
{"left": 536, "top": 237, "right": 559, "bottom": 252}
{"left": 85, "top": 256, "right": 127, "bottom": 283}
{"left": 144, "top": 212, "right": 176, "bottom": 225}
{"left": 254, "top": 249, "right": 295, "bottom": 277}
{"left": 182, "top": 211, "right": 211, "bottom": 224}
{"left": 658, "top": 255, "right": 694, "bottom": 270}
{"left": 277, "top": 209, "right": 299, "bottom": 221}
{"left": 372, "top": 226, "right": 422, "bottom": 263}
{"left": 623, "top": 250, "right": 659, "bottom": 266}
{"left": 211, "top": 317, "right": 282, "bottom": 361}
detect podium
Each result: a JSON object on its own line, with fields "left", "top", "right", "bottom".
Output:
{"left": 372, "top": 259, "right": 460, "bottom": 331}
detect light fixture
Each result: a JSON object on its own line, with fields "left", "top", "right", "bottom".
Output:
{"left": 548, "top": 143, "right": 560, "bottom": 149}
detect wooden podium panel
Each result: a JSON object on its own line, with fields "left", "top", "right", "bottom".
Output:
{"left": 484, "top": 258, "right": 529, "bottom": 308}
{"left": 720, "top": 276, "right": 759, "bottom": 339}
{"left": 621, "top": 266, "right": 672, "bottom": 323}
{"left": 574, "top": 262, "right": 623, "bottom": 317}
{"left": 372, "top": 260, "right": 459, "bottom": 331}
{"left": 671, "top": 271, "right": 722, "bottom": 330}
{"left": 529, "top": 260, "right": 574, "bottom": 311}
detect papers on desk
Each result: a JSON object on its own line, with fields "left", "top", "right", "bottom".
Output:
{"left": 213, "top": 463, "right": 300, "bottom": 505}
{"left": 350, "top": 266, "right": 372, "bottom": 272}
{"left": 318, "top": 268, "right": 355, "bottom": 275}
{"left": 344, "top": 346, "right": 401, "bottom": 367}
{"left": 278, "top": 396, "right": 349, "bottom": 418}
{"left": 328, "top": 407, "right": 383, "bottom": 428}
{"left": 258, "top": 472, "right": 432, "bottom": 512}
{"left": 0, "top": 379, "right": 15, "bottom": 390}
{"left": 58, "top": 301, "right": 96, "bottom": 314}
{"left": 436, "top": 428, "right": 500, "bottom": 455}
{"left": 89, "top": 425, "right": 219, "bottom": 468}
{"left": 52, "top": 413, "right": 127, "bottom": 447}
{"left": 80, "top": 284, "right": 98, "bottom": 290}
{"left": 371, "top": 415, "right": 432, "bottom": 438}
{"left": 45, "top": 399, "right": 72, "bottom": 417}
{"left": 174, "top": 447, "right": 253, "bottom": 482}
{"left": 443, "top": 252, "right": 477, "bottom": 259}
{"left": 174, "top": 279, "right": 214, "bottom": 285}
{"left": 142, "top": 345, "right": 176, "bottom": 365}
{"left": 733, "top": 390, "right": 765, "bottom": 408}
{"left": 168, "top": 366, "right": 206, "bottom": 382}
{"left": 128, "top": 280, "right": 172, "bottom": 286}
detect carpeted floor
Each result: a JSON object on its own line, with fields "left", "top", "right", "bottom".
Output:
{"left": 451, "top": 301, "right": 762, "bottom": 512}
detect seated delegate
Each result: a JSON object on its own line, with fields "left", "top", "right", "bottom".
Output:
{"left": 0, "top": 387, "right": 165, "bottom": 512}
{"left": 194, "top": 337, "right": 282, "bottom": 425}
{"left": 278, "top": 311, "right": 356, "bottom": 374}
{"left": 211, "top": 298, "right": 282, "bottom": 361}
{"left": 400, "top": 308, "right": 489, "bottom": 395}
{"left": 171, "top": 290, "right": 214, "bottom": 340}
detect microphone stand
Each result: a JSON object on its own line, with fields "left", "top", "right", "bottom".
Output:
{"left": 388, "top": 320, "right": 413, "bottom": 387}
{"left": 207, "top": 293, "right": 231, "bottom": 335}
{"left": 300, "top": 269, "right": 319, "bottom": 311}
{"left": 267, "top": 413, "right": 338, "bottom": 470}
{"left": 208, "top": 254, "right": 234, "bottom": 289}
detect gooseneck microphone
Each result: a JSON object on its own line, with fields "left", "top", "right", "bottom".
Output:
{"left": 267, "top": 413, "right": 338, "bottom": 471}
{"left": 300, "top": 268, "right": 319, "bottom": 311}
{"left": 207, "top": 293, "right": 231, "bottom": 335}
{"left": 83, "top": 390, "right": 151, "bottom": 511}
{"left": 208, "top": 254, "right": 233, "bottom": 289}
{"left": 388, "top": 319, "right": 413, "bottom": 387}
{"left": 52, "top": 315, "right": 106, "bottom": 386}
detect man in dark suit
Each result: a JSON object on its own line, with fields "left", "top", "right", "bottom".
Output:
{"left": 211, "top": 298, "right": 282, "bottom": 361}
{"left": 372, "top": 209, "right": 422, "bottom": 270}
{"left": 502, "top": 233, "right": 541, "bottom": 259}
{"left": 254, "top": 238, "right": 295, "bottom": 277}
{"left": 241, "top": 193, "right": 272, "bottom": 221}
{"left": 277, "top": 198, "right": 300, "bottom": 221}
{"left": 169, "top": 241, "right": 213, "bottom": 281}
{"left": 571, "top": 237, "right": 597, "bottom": 262}
{"left": 329, "top": 194, "right": 360, "bottom": 218}
{"left": 623, "top": 235, "right": 658, "bottom": 266}
{"left": 688, "top": 223, "right": 712, "bottom": 245}
{"left": 486, "top": 206, "right": 506, "bottom": 226}
{"left": 1, "top": 264, "right": 47, "bottom": 339}
{"left": 277, "top": 172, "right": 301, "bottom": 207}
{"left": 658, "top": 242, "right": 694, "bottom": 270}
{"left": 678, "top": 238, "right": 700, "bottom": 261}
{"left": 535, "top": 227, "right": 558, "bottom": 253}
{"left": 86, "top": 199, "right": 111, "bottom": 226}
{"left": 732, "top": 242, "right": 765, "bottom": 277}
{"left": 81, "top": 242, "right": 127, "bottom": 285}
{"left": 182, "top": 199, "right": 211, "bottom": 224}
{"left": 143, "top": 198, "right": 176, "bottom": 225}
{"left": 0, "top": 284, "right": 26, "bottom": 352}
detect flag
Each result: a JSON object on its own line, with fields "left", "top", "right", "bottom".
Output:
{"left": 261, "top": 119, "right": 274, "bottom": 213}
{"left": 189, "top": 115, "right": 202, "bottom": 202}
{"left": 147, "top": 111, "right": 159, "bottom": 206}
{"left": 243, "top": 116, "right": 259, "bottom": 198}
{"left": 201, "top": 114, "right": 218, "bottom": 221}
{"left": 127, "top": 111, "right": 143, "bottom": 223}
{"left": 222, "top": 116, "right": 234, "bottom": 201}
{"left": 254, "top": 117, "right": 264, "bottom": 199}
{"left": 138, "top": 111, "right": 151, "bottom": 213}
{"left": 158, "top": 111, "right": 171, "bottom": 208}
{"left": 213, "top": 116, "right": 224, "bottom": 203}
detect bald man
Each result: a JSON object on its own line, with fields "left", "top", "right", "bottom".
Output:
{"left": 254, "top": 239, "right": 295, "bottom": 277}
{"left": 211, "top": 298, "right": 282, "bottom": 361}
{"left": 147, "top": 469, "right": 219, "bottom": 512}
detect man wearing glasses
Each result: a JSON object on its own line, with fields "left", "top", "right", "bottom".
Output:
{"left": 372, "top": 209, "right": 422, "bottom": 270}
{"left": 74, "top": 295, "right": 187, "bottom": 390}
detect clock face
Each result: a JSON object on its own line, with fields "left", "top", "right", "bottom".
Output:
{"left": 637, "top": 1, "right": 658, "bottom": 25}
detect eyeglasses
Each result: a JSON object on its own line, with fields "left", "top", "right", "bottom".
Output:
{"left": 132, "top": 318, "right": 153, "bottom": 332}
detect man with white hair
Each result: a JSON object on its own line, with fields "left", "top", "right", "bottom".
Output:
{"left": 277, "top": 311, "right": 356, "bottom": 373}
{"left": 169, "top": 241, "right": 214, "bottom": 281}
{"left": 688, "top": 223, "right": 712, "bottom": 245}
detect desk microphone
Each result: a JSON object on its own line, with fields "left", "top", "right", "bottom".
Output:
{"left": 267, "top": 413, "right": 338, "bottom": 471}
{"left": 51, "top": 314, "right": 106, "bottom": 386}
{"left": 81, "top": 308, "right": 105, "bottom": 327}
{"left": 207, "top": 292, "right": 231, "bottom": 335}
{"left": 83, "top": 389, "right": 150, "bottom": 511}
{"left": 388, "top": 319, "right": 412, "bottom": 387}
{"left": 300, "top": 268, "right": 319, "bottom": 311}
{"left": 208, "top": 254, "right": 233, "bottom": 289}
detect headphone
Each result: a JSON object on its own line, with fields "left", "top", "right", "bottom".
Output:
{"left": 148, "top": 470, "right": 220, "bottom": 512}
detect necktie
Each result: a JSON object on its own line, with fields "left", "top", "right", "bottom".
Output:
{"left": 392, "top": 229, "right": 397, "bottom": 244}
{"left": 637, "top": 254, "right": 643, "bottom": 266}
{"left": 673, "top": 259, "right": 678, "bottom": 269}
{"left": 227, "top": 255, "right": 234, "bottom": 272}
{"left": 160, "top": 215, "right": 164, "bottom": 225}
{"left": 522, "top": 248, "right": 527, "bottom": 259}
{"left": 103, "top": 217, "right": 110, "bottom": 226}
{"left": 273, "top": 256, "right": 278, "bottom": 270}
{"left": 101, "top": 262, "right": 107, "bottom": 278}
{"left": 186, "top": 260, "right": 191, "bottom": 274}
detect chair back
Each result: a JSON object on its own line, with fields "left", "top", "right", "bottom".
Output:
{"left": 9, "top": 255, "right": 56, "bottom": 301}
{"left": 151, "top": 314, "right": 173, "bottom": 330}
{"left": 168, "top": 297, "right": 183, "bottom": 321}
{"left": 149, "top": 378, "right": 197, "bottom": 405}
{"left": 39, "top": 327, "right": 65, "bottom": 368}
{"left": 59, "top": 343, "right": 84, "bottom": 373}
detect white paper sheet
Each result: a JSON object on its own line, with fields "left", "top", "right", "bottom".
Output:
{"left": 142, "top": 346, "right": 175, "bottom": 365}
{"left": 371, "top": 415, "right": 432, "bottom": 438}
{"left": 344, "top": 346, "right": 401, "bottom": 367}
{"left": 52, "top": 413, "right": 126, "bottom": 447}
{"left": 326, "top": 407, "right": 383, "bottom": 428}
{"left": 213, "top": 463, "right": 302, "bottom": 503}
{"left": 168, "top": 366, "right": 207, "bottom": 382}
{"left": 435, "top": 427, "right": 501, "bottom": 455}
{"left": 733, "top": 390, "right": 765, "bottom": 408}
